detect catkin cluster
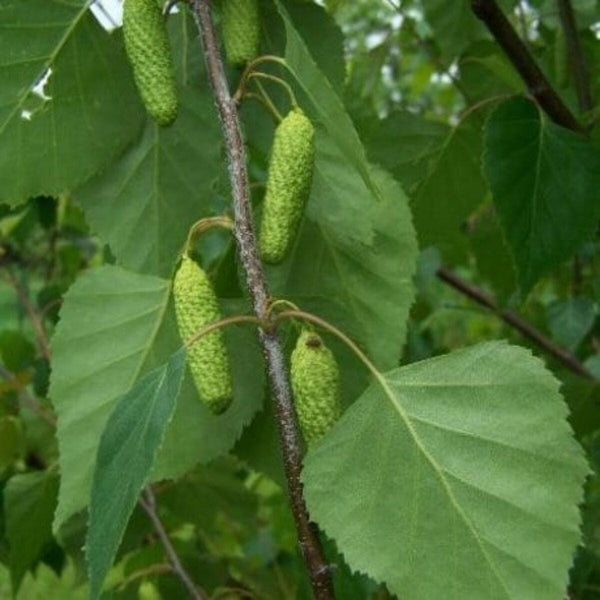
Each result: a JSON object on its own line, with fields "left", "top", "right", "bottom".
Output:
{"left": 259, "top": 109, "right": 315, "bottom": 264}
{"left": 123, "top": 0, "right": 179, "bottom": 126}
{"left": 173, "top": 256, "right": 233, "bottom": 415}
{"left": 222, "top": 0, "right": 261, "bottom": 65}
{"left": 291, "top": 329, "right": 341, "bottom": 444}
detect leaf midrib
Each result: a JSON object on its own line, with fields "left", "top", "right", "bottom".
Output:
{"left": 524, "top": 105, "right": 545, "bottom": 288}
{"left": 373, "top": 368, "right": 514, "bottom": 599}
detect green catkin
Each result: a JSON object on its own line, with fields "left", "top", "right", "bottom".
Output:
{"left": 123, "top": 0, "right": 178, "bottom": 126}
{"left": 259, "top": 109, "right": 315, "bottom": 264}
{"left": 222, "top": 0, "right": 261, "bottom": 66}
{"left": 173, "top": 255, "right": 233, "bottom": 415}
{"left": 291, "top": 329, "right": 341, "bottom": 445}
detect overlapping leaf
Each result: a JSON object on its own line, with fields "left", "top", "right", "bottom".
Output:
{"left": 266, "top": 0, "right": 345, "bottom": 92}
{"left": 303, "top": 341, "right": 588, "bottom": 600}
{"left": 0, "top": 0, "right": 143, "bottom": 204}
{"left": 4, "top": 470, "right": 59, "bottom": 591}
{"left": 86, "top": 350, "right": 186, "bottom": 599}
{"left": 411, "top": 106, "right": 491, "bottom": 264}
{"left": 356, "top": 110, "right": 449, "bottom": 192}
{"left": 484, "top": 96, "right": 600, "bottom": 294}
{"left": 49, "top": 266, "right": 171, "bottom": 529}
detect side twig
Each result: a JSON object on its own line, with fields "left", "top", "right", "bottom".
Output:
{"left": 557, "top": 0, "right": 592, "bottom": 113}
{"left": 191, "top": 2, "right": 334, "bottom": 598}
{"left": 2, "top": 270, "right": 52, "bottom": 361}
{"left": 437, "top": 267, "right": 595, "bottom": 381}
{"left": 139, "top": 488, "right": 207, "bottom": 600}
{"left": 470, "top": 0, "right": 585, "bottom": 133}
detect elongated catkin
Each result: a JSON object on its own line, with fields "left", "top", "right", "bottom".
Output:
{"left": 259, "top": 109, "right": 315, "bottom": 264}
{"left": 222, "top": 0, "right": 261, "bottom": 65}
{"left": 173, "top": 256, "right": 233, "bottom": 414}
{"left": 123, "top": 0, "right": 179, "bottom": 126}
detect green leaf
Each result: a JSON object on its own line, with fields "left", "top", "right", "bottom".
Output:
{"left": 0, "top": 417, "right": 24, "bottom": 470}
{"left": 49, "top": 266, "right": 170, "bottom": 529}
{"left": 546, "top": 298, "right": 596, "bottom": 351}
{"left": 281, "top": 0, "right": 346, "bottom": 92}
{"left": 86, "top": 349, "right": 186, "bottom": 599}
{"left": 412, "top": 106, "right": 490, "bottom": 264}
{"left": 421, "top": 0, "right": 484, "bottom": 58}
{"left": 356, "top": 110, "right": 449, "bottom": 192}
{"left": 459, "top": 41, "right": 524, "bottom": 103}
{"left": 303, "top": 341, "right": 587, "bottom": 600}
{"left": 0, "top": 0, "right": 143, "bottom": 205}
{"left": 269, "top": 143, "right": 418, "bottom": 369}
{"left": 560, "top": 373, "right": 600, "bottom": 437}
{"left": 466, "top": 203, "right": 517, "bottom": 301}
{"left": 5, "top": 470, "right": 59, "bottom": 591}
{"left": 150, "top": 300, "right": 265, "bottom": 483}
{"left": 235, "top": 402, "right": 286, "bottom": 487}
{"left": 421, "top": 0, "right": 517, "bottom": 59}
{"left": 0, "top": 330, "right": 35, "bottom": 372}
{"left": 49, "top": 265, "right": 264, "bottom": 531}
{"left": 1, "top": 561, "right": 87, "bottom": 600}
{"left": 76, "top": 13, "right": 222, "bottom": 277}
{"left": 483, "top": 96, "right": 600, "bottom": 294}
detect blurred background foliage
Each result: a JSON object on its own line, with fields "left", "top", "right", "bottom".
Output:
{"left": 1, "top": 0, "right": 599, "bottom": 598}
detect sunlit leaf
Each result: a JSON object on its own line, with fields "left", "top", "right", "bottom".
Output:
{"left": 304, "top": 341, "right": 587, "bottom": 600}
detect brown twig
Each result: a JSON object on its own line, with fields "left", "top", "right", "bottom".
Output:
{"left": 436, "top": 267, "right": 595, "bottom": 380}
{"left": 2, "top": 270, "right": 52, "bottom": 361}
{"left": 117, "top": 563, "right": 173, "bottom": 591}
{"left": 557, "top": 0, "right": 592, "bottom": 113}
{"left": 470, "top": 0, "right": 585, "bottom": 133}
{"left": 191, "top": 2, "right": 334, "bottom": 598}
{"left": 139, "top": 488, "right": 207, "bottom": 600}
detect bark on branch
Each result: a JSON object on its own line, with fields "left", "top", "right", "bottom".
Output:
{"left": 470, "top": 0, "right": 585, "bottom": 133}
{"left": 139, "top": 488, "right": 207, "bottom": 600}
{"left": 191, "top": 2, "right": 334, "bottom": 597}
